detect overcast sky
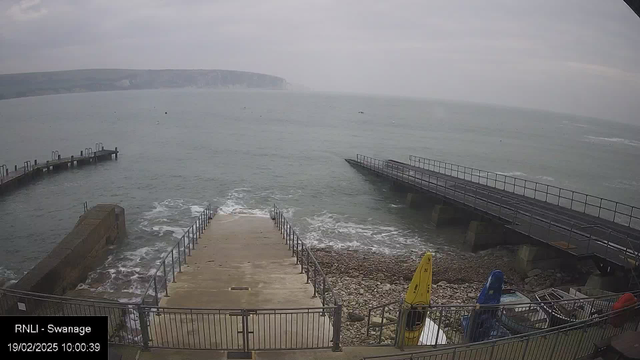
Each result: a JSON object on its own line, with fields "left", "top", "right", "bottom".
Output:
{"left": 1, "top": 0, "right": 639, "bottom": 124}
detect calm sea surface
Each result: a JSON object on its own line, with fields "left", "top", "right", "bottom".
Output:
{"left": 1, "top": 89, "right": 639, "bottom": 299}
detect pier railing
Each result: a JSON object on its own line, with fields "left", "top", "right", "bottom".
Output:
{"left": 353, "top": 155, "right": 640, "bottom": 268}
{"left": 140, "top": 205, "right": 216, "bottom": 306}
{"left": 408, "top": 155, "right": 640, "bottom": 230}
{"left": 363, "top": 301, "right": 640, "bottom": 360}
{"left": 271, "top": 204, "right": 343, "bottom": 351}
{"left": 367, "top": 290, "right": 640, "bottom": 348}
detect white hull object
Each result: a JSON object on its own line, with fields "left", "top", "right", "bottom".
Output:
{"left": 418, "top": 318, "right": 447, "bottom": 345}
{"left": 499, "top": 289, "right": 549, "bottom": 334}
{"left": 534, "top": 287, "right": 609, "bottom": 325}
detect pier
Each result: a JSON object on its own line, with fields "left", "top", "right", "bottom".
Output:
{"left": 346, "top": 155, "right": 640, "bottom": 279}
{"left": 0, "top": 143, "right": 118, "bottom": 194}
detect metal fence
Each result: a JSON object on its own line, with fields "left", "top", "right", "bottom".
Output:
{"left": 367, "top": 290, "right": 639, "bottom": 349}
{"left": 271, "top": 204, "right": 343, "bottom": 350}
{"left": 141, "top": 205, "right": 216, "bottom": 306}
{"left": 408, "top": 155, "right": 640, "bottom": 230}
{"left": 272, "top": 204, "right": 341, "bottom": 309}
{"left": 363, "top": 302, "right": 640, "bottom": 360}
{"left": 0, "top": 287, "right": 142, "bottom": 346}
{"left": 142, "top": 305, "right": 337, "bottom": 351}
{"left": 353, "top": 155, "right": 639, "bottom": 270}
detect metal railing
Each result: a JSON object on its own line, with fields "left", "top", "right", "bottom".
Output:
{"left": 142, "top": 305, "right": 337, "bottom": 351}
{"left": 0, "top": 288, "right": 142, "bottom": 346}
{"left": 140, "top": 205, "right": 216, "bottom": 306}
{"left": 367, "top": 290, "right": 639, "bottom": 348}
{"left": 271, "top": 204, "right": 343, "bottom": 351}
{"left": 353, "top": 155, "right": 640, "bottom": 269}
{"left": 408, "top": 155, "right": 640, "bottom": 230}
{"left": 363, "top": 301, "right": 640, "bottom": 360}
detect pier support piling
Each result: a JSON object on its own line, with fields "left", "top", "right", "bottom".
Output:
{"left": 431, "top": 204, "right": 467, "bottom": 227}
{"left": 466, "top": 221, "right": 505, "bottom": 252}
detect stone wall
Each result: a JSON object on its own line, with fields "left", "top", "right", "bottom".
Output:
{"left": 12, "top": 204, "right": 126, "bottom": 295}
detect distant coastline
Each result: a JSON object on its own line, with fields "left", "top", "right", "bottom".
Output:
{"left": 0, "top": 69, "right": 290, "bottom": 100}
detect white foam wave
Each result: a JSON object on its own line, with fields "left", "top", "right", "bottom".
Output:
{"left": 77, "top": 245, "right": 170, "bottom": 296}
{"left": 496, "top": 171, "right": 527, "bottom": 177}
{"left": 190, "top": 205, "right": 205, "bottom": 217}
{"left": 150, "top": 225, "right": 185, "bottom": 239}
{"left": 562, "top": 121, "right": 593, "bottom": 128}
{"left": 216, "top": 188, "right": 271, "bottom": 217}
{"left": 303, "top": 212, "right": 424, "bottom": 254}
{"left": 536, "top": 176, "right": 555, "bottom": 181}
{"left": 0, "top": 267, "right": 19, "bottom": 287}
{"left": 605, "top": 179, "right": 640, "bottom": 190}
{"left": 139, "top": 198, "right": 207, "bottom": 236}
{"left": 584, "top": 136, "right": 640, "bottom": 148}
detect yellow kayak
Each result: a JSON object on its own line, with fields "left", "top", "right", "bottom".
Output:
{"left": 402, "top": 252, "right": 433, "bottom": 346}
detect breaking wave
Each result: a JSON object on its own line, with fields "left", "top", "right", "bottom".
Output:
{"left": 584, "top": 136, "right": 640, "bottom": 148}
{"left": 302, "top": 211, "right": 425, "bottom": 254}
{"left": 216, "top": 188, "right": 295, "bottom": 217}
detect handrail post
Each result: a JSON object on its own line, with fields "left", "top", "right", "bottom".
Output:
{"left": 332, "top": 304, "right": 342, "bottom": 352}
{"left": 153, "top": 277, "right": 159, "bottom": 306}
{"left": 171, "top": 250, "right": 176, "bottom": 281}
{"left": 312, "top": 265, "right": 318, "bottom": 298}
{"left": 305, "top": 250, "right": 310, "bottom": 283}
{"left": 395, "top": 307, "right": 407, "bottom": 350}
{"left": 322, "top": 276, "right": 327, "bottom": 307}
{"left": 187, "top": 230, "right": 192, "bottom": 255}
{"left": 434, "top": 307, "right": 443, "bottom": 347}
{"left": 183, "top": 236, "right": 188, "bottom": 264}
{"left": 178, "top": 240, "right": 182, "bottom": 272}
{"left": 163, "top": 261, "right": 169, "bottom": 297}
{"left": 138, "top": 306, "right": 150, "bottom": 350}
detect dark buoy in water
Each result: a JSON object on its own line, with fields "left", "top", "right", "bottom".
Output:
{"left": 358, "top": 111, "right": 364, "bottom": 114}
{"left": 165, "top": 111, "right": 168, "bottom": 114}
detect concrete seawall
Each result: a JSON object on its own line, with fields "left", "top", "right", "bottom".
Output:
{"left": 12, "top": 204, "right": 126, "bottom": 295}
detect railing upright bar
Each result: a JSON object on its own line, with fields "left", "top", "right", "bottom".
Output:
{"left": 171, "top": 250, "right": 176, "bottom": 281}
{"left": 163, "top": 261, "right": 169, "bottom": 297}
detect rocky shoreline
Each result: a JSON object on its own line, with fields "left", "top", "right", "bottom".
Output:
{"left": 313, "top": 246, "right": 594, "bottom": 346}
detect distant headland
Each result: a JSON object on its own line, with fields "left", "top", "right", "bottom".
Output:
{"left": 0, "top": 69, "right": 290, "bottom": 100}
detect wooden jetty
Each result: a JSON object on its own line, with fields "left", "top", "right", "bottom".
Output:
{"left": 0, "top": 144, "right": 118, "bottom": 194}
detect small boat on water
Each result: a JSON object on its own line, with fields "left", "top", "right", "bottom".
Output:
{"left": 499, "top": 289, "right": 549, "bottom": 334}
{"left": 534, "top": 287, "right": 615, "bottom": 326}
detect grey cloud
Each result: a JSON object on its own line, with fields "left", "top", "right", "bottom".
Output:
{"left": 0, "top": 0, "right": 639, "bottom": 124}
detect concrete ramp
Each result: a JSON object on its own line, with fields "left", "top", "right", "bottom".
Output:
{"left": 147, "top": 215, "right": 333, "bottom": 350}
{"left": 161, "top": 215, "right": 319, "bottom": 308}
